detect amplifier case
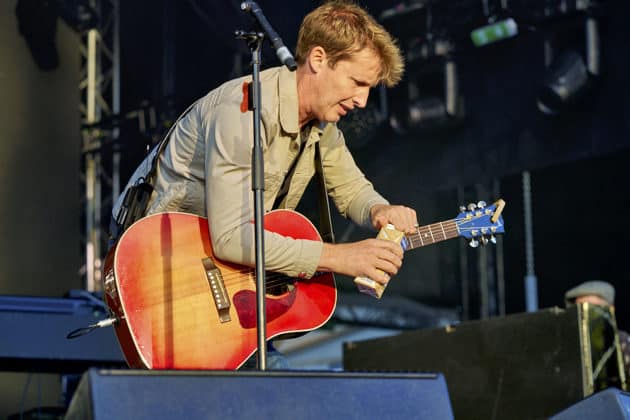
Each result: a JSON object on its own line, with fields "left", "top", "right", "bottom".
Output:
{"left": 344, "top": 304, "right": 626, "bottom": 420}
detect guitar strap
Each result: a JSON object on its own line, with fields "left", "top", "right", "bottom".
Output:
{"left": 272, "top": 140, "right": 335, "bottom": 244}
{"left": 111, "top": 100, "right": 200, "bottom": 240}
{"left": 314, "top": 142, "right": 335, "bottom": 244}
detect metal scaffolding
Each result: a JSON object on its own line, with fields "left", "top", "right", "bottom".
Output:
{"left": 79, "top": 0, "right": 120, "bottom": 292}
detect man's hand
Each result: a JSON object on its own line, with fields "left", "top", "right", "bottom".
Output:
{"left": 318, "top": 240, "right": 403, "bottom": 285}
{"left": 370, "top": 204, "right": 418, "bottom": 234}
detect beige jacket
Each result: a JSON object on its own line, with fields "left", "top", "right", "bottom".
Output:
{"left": 114, "top": 66, "right": 388, "bottom": 279}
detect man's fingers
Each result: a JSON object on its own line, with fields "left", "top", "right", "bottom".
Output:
{"left": 377, "top": 238, "right": 404, "bottom": 258}
{"left": 405, "top": 208, "right": 419, "bottom": 233}
{"left": 401, "top": 207, "right": 418, "bottom": 233}
{"left": 335, "top": 238, "right": 407, "bottom": 284}
{"left": 377, "top": 247, "right": 402, "bottom": 268}
{"left": 369, "top": 268, "right": 391, "bottom": 285}
{"left": 373, "top": 205, "right": 419, "bottom": 233}
{"left": 373, "top": 214, "right": 388, "bottom": 230}
{"left": 375, "top": 258, "right": 399, "bottom": 276}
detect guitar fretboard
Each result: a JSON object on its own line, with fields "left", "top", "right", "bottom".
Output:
{"left": 404, "top": 220, "right": 459, "bottom": 250}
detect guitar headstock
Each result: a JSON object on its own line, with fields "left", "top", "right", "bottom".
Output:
{"left": 456, "top": 199, "right": 505, "bottom": 247}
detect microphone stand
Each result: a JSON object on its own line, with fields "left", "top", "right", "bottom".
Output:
{"left": 235, "top": 29, "right": 268, "bottom": 370}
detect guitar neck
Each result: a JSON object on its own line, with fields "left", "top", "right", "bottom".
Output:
{"left": 404, "top": 219, "right": 459, "bottom": 250}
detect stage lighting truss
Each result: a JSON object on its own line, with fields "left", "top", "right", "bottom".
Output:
{"left": 379, "top": 0, "right": 607, "bottom": 126}
{"left": 505, "top": 0, "right": 598, "bottom": 25}
{"left": 79, "top": 0, "right": 120, "bottom": 292}
{"left": 381, "top": 1, "right": 605, "bottom": 51}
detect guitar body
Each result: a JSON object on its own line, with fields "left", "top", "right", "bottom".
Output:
{"left": 103, "top": 210, "right": 337, "bottom": 370}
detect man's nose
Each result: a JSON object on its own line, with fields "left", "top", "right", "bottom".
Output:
{"left": 353, "top": 87, "right": 370, "bottom": 108}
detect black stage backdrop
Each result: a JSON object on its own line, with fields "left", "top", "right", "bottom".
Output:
{"left": 115, "top": 0, "right": 630, "bottom": 326}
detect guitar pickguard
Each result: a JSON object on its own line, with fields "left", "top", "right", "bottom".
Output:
{"left": 232, "top": 288, "right": 298, "bottom": 329}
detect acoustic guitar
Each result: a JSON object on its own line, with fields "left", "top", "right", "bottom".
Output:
{"left": 103, "top": 200, "right": 505, "bottom": 370}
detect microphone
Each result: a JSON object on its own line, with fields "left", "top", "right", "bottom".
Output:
{"left": 240, "top": 2, "right": 297, "bottom": 71}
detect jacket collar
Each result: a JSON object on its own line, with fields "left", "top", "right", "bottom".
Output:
{"left": 278, "top": 66, "right": 299, "bottom": 136}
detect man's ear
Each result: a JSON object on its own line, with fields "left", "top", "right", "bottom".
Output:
{"left": 307, "top": 46, "right": 327, "bottom": 73}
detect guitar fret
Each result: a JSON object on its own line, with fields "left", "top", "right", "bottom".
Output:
{"left": 428, "top": 225, "right": 436, "bottom": 242}
{"left": 446, "top": 221, "right": 458, "bottom": 239}
{"left": 419, "top": 227, "right": 432, "bottom": 245}
{"left": 406, "top": 220, "right": 460, "bottom": 250}
{"left": 407, "top": 232, "right": 416, "bottom": 249}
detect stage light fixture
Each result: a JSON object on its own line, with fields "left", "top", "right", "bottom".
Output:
{"left": 15, "top": 0, "right": 99, "bottom": 71}
{"left": 389, "top": 52, "right": 464, "bottom": 134}
{"left": 406, "top": 97, "right": 447, "bottom": 127}
{"left": 537, "top": 15, "right": 601, "bottom": 115}
{"left": 470, "top": 18, "right": 519, "bottom": 47}
{"left": 378, "top": 2, "right": 474, "bottom": 134}
{"left": 16, "top": 0, "right": 60, "bottom": 71}
{"left": 59, "top": 0, "right": 99, "bottom": 33}
{"left": 537, "top": 50, "right": 591, "bottom": 114}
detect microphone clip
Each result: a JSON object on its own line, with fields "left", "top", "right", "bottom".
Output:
{"left": 239, "top": 1, "right": 297, "bottom": 71}
{"left": 234, "top": 30, "right": 265, "bottom": 44}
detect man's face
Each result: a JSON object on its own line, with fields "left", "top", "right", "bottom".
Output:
{"left": 312, "top": 48, "right": 382, "bottom": 123}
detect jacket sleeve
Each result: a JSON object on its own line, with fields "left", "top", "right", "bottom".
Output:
{"left": 319, "top": 124, "right": 389, "bottom": 229}
{"left": 199, "top": 101, "right": 322, "bottom": 279}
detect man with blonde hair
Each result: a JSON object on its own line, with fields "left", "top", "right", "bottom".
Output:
{"left": 112, "top": 1, "right": 416, "bottom": 367}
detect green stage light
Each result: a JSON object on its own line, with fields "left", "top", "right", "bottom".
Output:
{"left": 470, "top": 18, "right": 518, "bottom": 47}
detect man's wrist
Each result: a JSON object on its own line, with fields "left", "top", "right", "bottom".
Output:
{"left": 369, "top": 203, "right": 382, "bottom": 216}
{"left": 318, "top": 242, "right": 339, "bottom": 273}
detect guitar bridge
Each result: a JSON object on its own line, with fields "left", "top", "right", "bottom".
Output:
{"left": 202, "top": 257, "right": 231, "bottom": 323}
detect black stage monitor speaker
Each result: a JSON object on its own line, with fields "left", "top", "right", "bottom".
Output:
{"left": 550, "top": 388, "right": 630, "bottom": 419}
{"left": 65, "top": 368, "right": 454, "bottom": 419}
{"left": 344, "top": 304, "right": 627, "bottom": 420}
{"left": 0, "top": 295, "right": 125, "bottom": 373}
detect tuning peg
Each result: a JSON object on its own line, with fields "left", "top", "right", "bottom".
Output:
{"left": 477, "top": 200, "right": 487, "bottom": 209}
{"left": 467, "top": 203, "right": 477, "bottom": 211}
{"left": 481, "top": 236, "right": 489, "bottom": 246}
{"left": 490, "top": 235, "right": 497, "bottom": 244}
{"left": 469, "top": 238, "right": 479, "bottom": 248}
{"left": 459, "top": 205, "right": 467, "bottom": 212}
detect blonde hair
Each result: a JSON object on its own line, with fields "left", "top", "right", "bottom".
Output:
{"left": 295, "top": 1, "right": 404, "bottom": 87}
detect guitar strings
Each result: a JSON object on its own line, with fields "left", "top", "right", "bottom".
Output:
{"left": 217, "top": 268, "right": 295, "bottom": 289}
{"left": 216, "top": 263, "right": 329, "bottom": 289}
{"left": 398, "top": 216, "right": 501, "bottom": 249}
{"left": 408, "top": 216, "right": 501, "bottom": 238}
{"left": 213, "top": 215, "right": 499, "bottom": 289}
{"left": 405, "top": 220, "right": 458, "bottom": 248}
